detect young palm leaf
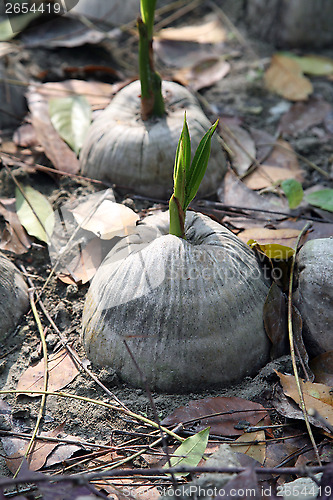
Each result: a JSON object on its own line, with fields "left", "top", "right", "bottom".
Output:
{"left": 169, "top": 116, "right": 218, "bottom": 238}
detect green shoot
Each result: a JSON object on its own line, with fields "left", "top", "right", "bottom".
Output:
{"left": 138, "top": 0, "right": 165, "bottom": 120}
{"left": 169, "top": 115, "right": 218, "bottom": 238}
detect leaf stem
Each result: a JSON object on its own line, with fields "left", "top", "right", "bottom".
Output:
{"left": 138, "top": 1, "right": 165, "bottom": 120}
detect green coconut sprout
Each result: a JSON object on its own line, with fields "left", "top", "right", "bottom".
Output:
{"left": 169, "top": 115, "right": 218, "bottom": 238}
{"left": 138, "top": 0, "right": 165, "bottom": 120}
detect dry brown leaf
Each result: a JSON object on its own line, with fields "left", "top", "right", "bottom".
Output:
{"left": 277, "top": 371, "right": 333, "bottom": 428}
{"left": 35, "top": 80, "right": 116, "bottom": 111}
{"left": 16, "top": 348, "right": 79, "bottom": 396}
{"left": 175, "top": 57, "right": 230, "bottom": 91}
{"left": 5, "top": 422, "right": 84, "bottom": 473}
{"left": 71, "top": 198, "right": 139, "bottom": 240}
{"left": 5, "top": 423, "right": 66, "bottom": 473}
{"left": 231, "top": 428, "right": 266, "bottom": 464}
{"left": 161, "top": 396, "right": 269, "bottom": 437}
{"left": 0, "top": 198, "right": 31, "bottom": 254}
{"left": 279, "top": 97, "right": 332, "bottom": 136}
{"left": 57, "top": 237, "right": 102, "bottom": 285}
{"left": 264, "top": 54, "right": 313, "bottom": 101}
{"left": 26, "top": 87, "right": 80, "bottom": 174}
{"left": 13, "top": 124, "right": 39, "bottom": 148}
{"left": 310, "top": 352, "right": 333, "bottom": 387}
{"left": 243, "top": 139, "right": 303, "bottom": 190}
{"left": 156, "top": 18, "right": 226, "bottom": 44}
{"left": 220, "top": 124, "right": 256, "bottom": 176}
{"left": 238, "top": 227, "right": 301, "bottom": 247}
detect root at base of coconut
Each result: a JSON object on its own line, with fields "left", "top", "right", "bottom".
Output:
{"left": 0, "top": 253, "right": 29, "bottom": 342}
{"left": 82, "top": 211, "right": 271, "bottom": 393}
{"left": 80, "top": 80, "right": 227, "bottom": 199}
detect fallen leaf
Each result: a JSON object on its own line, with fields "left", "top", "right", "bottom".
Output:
{"left": 35, "top": 80, "right": 115, "bottom": 110}
{"left": 218, "top": 169, "right": 288, "bottom": 212}
{"left": 0, "top": 198, "right": 31, "bottom": 254}
{"left": 27, "top": 87, "right": 80, "bottom": 174}
{"left": 306, "top": 189, "right": 333, "bottom": 212}
{"left": 279, "top": 98, "right": 332, "bottom": 136}
{"left": 220, "top": 124, "right": 256, "bottom": 176}
{"left": 241, "top": 229, "right": 300, "bottom": 249}
{"left": 71, "top": 198, "right": 139, "bottom": 240}
{"left": 221, "top": 467, "right": 262, "bottom": 499}
{"left": 264, "top": 54, "right": 313, "bottom": 101}
{"left": 163, "top": 428, "right": 210, "bottom": 477}
{"left": 49, "top": 96, "right": 91, "bottom": 154}
{"left": 286, "top": 54, "right": 333, "bottom": 76}
{"left": 231, "top": 428, "right": 266, "bottom": 464}
{"left": 310, "top": 352, "right": 333, "bottom": 387}
{"left": 243, "top": 140, "right": 303, "bottom": 190}
{"left": 13, "top": 124, "right": 39, "bottom": 148}
{"left": 161, "top": 396, "right": 269, "bottom": 437}
{"left": 156, "top": 18, "right": 226, "bottom": 44}
{"left": 281, "top": 179, "right": 304, "bottom": 209}
{"left": 16, "top": 348, "right": 79, "bottom": 396}
{"left": 16, "top": 186, "right": 55, "bottom": 244}
{"left": 263, "top": 283, "right": 288, "bottom": 359}
{"left": 154, "top": 39, "right": 221, "bottom": 69}
{"left": 57, "top": 237, "right": 102, "bottom": 285}
{"left": 175, "top": 57, "right": 230, "bottom": 91}
{"left": 277, "top": 371, "right": 333, "bottom": 428}
{"left": 5, "top": 423, "right": 70, "bottom": 473}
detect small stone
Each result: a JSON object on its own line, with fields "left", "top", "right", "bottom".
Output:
{"left": 66, "top": 284, "right": 79, "bottom": 298}
{"left": 0, "top": 414, "right": 11, "bottom": 431}
{"left": 30, "top": 350, "right": 42, "bottom": 364}
{"left": 46, "top": 333, "right": 58, "bottom": 350}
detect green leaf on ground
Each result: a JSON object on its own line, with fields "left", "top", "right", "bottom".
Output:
{"left": 163, "top": 427, "right": 209, "bottom": 477}
{"left": 0, "top": 12, "right": 39, "bottom": 41}
{"left": 306, "top": 189, "right": 333, "bottom": 212}
{"left": 284, "top": 53, "right": 333, "bottom": 76}
{"left": 16, "top": 186, "right": 55, "bottom": 243}
{"left": 49, "top": 96, "right": 91, "bottom": 154}
{"left": 281, "top": 179, "right": 303, "bottom": 209}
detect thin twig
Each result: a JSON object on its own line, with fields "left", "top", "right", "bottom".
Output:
{"left": 13, "top": 289, "right": 49, "bottom": 478}
{"left": 0, "top": 389, "right": 184, "bottom": 443}
{"left": 287, "top": 222, "right": 322, "bottom": 466}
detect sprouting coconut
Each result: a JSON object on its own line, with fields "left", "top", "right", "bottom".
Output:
{"left": 82, "top": 117, "right": 271, "bottom": 392}
{"left": 80, "top": 0, "right": 226, "bottom": 198}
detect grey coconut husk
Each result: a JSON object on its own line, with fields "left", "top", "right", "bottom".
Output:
{"left": 294, "top": 237, "right": 333, "bottom": 356}
{"left": 82, "top": 211, "right": 271, "bottom": 392}
{"left": 80, "top": 80, "right": 227, "bottom": 199}
{"left": 0, "top": 253, "right": 29, "bottom": 343}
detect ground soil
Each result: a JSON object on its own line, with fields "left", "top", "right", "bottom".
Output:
{"left": 0, "top": 0, "right": 332, "bottom": 489}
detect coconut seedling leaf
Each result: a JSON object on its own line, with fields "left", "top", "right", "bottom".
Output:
{"left": 49, "top": 96, "right": 91, "bottom": 154}
{"left": 184, "top": 120, "right": 219, "bottom": 209}
{"left": 281, "top": 179, "right": 304, "bottom": 209}
{"left": 163, "top": 427, "right": 210, "bottom": 477}
{"left": 15, "top": 186, "right": 55, "bottom": 244}
{"left": 16, "top": 348, "right": 79, "bottom": 396}
{"left": 306, "top": 189, "right": 333, "bottom": 212}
